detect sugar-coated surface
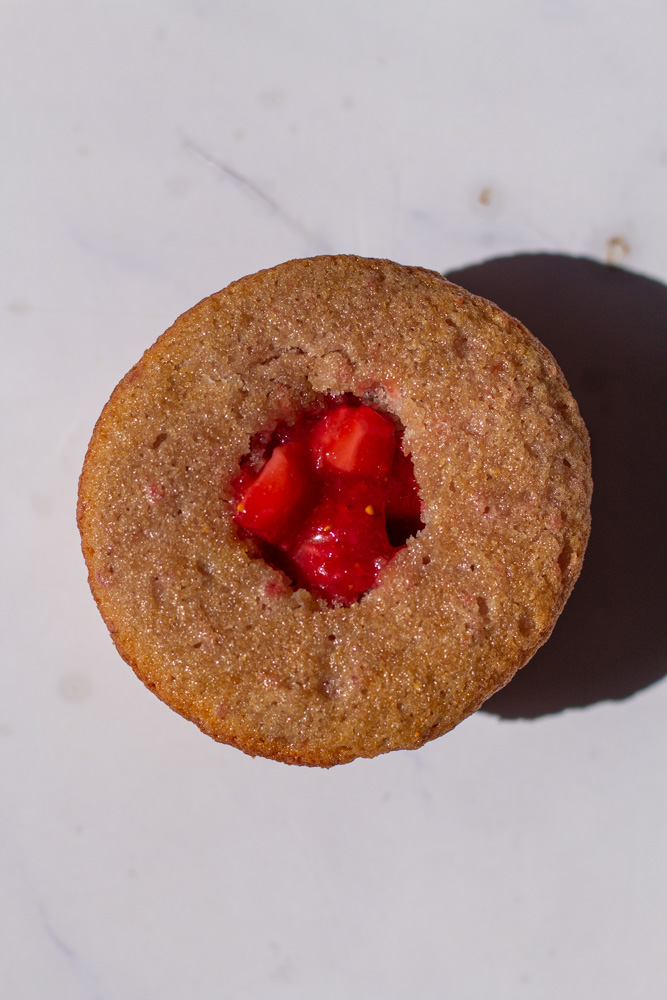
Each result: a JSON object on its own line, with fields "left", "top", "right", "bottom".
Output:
{"left": 78, "top": 256, "right": 591, "bottom": 765}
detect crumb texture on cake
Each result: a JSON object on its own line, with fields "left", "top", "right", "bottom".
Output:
{"left": 78, "top": 255, "right": 592, "bottom": 766}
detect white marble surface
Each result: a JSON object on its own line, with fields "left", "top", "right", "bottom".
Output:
{"left": 2, "top": 2, "right": 667, "bottom": 998}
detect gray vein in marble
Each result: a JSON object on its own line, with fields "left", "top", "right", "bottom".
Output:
{"left": 182, "top": 135, "right": 332, "bottom": 253}
{"left": 34, "top": 897, "right": 108, "bottom": 1000}
{"left": 36, "top": 898, "right": 78, "bottom": 963}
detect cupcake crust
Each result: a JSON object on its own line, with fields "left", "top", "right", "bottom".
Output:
{"left": 78, "top": 256, "right": 592, "bottom": 766}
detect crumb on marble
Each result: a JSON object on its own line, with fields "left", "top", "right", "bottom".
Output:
{"left": 605, "top": 235, "right": 630, "bottom": 265}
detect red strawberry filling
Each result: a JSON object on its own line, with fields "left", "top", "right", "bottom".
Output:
{"left": 234, "top": 442, "right": 315, "bottom": 546}
{"left": 310, "top": 404, "right": 396, "bottom": 476}
{"left": 233, "top": 397, "right": 424, "bottom": 605}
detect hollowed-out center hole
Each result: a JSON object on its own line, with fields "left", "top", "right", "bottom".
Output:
{"left": 232, "top": 394, "right": 424, "bottom": 606}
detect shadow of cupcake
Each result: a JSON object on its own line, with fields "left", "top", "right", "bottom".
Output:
{"left": 446, "top": 253, "right": 667, "bottom": 718}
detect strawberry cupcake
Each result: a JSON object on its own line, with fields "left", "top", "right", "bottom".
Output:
{"left": 78, "top": 256, "right": 592, "bottom": 766}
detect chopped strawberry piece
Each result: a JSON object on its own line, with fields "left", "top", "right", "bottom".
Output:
{"left": 234, "top": 442, "right": 317, "bottom": 545}
{"left": 310, "top": 404, "right": 396, "bottom": 477}
{"left": 287, "top": 485, "right": 395, "bottom": 605}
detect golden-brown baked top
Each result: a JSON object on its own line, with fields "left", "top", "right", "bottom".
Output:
{"left": 78, "top": 255, "right": 592, "bottom": 766}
